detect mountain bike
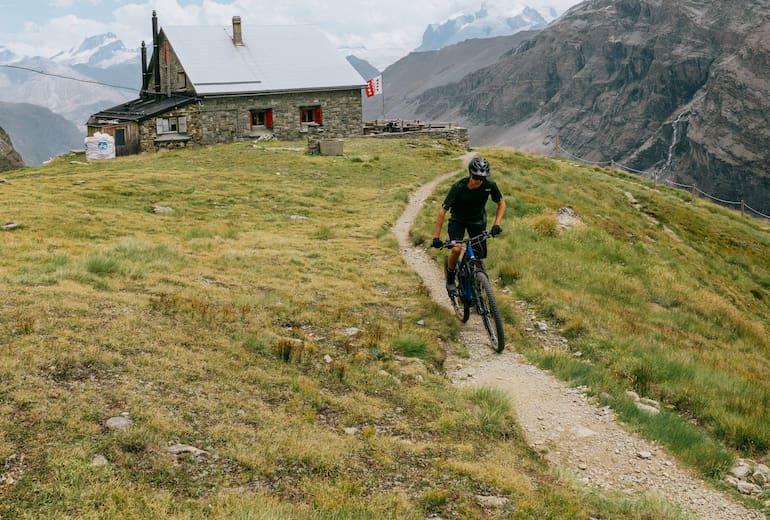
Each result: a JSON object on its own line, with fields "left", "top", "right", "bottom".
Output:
{"left": 442, "top": 232, "right": 505, "bottom": 352}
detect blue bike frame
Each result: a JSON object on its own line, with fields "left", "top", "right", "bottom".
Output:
{"left": 457, "top": 241, "right": 478, "bottom": 305}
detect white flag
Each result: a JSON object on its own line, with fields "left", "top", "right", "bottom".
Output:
{"left": 365, "top": 75, "right": 382, "bottom": 98}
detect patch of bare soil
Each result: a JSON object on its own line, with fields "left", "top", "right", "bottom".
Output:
{"left": 394, "top": 165, "right": 763, "bottom": 519}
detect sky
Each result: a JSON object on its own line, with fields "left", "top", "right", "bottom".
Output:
{"left": 0, "top": 0, "right": 582, "bottom": 69}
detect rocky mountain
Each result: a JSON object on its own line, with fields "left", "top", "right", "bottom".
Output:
{"left": 346, "top": 55, "right": 380, "bottom": 82}
{"left": 0, "top": 102, "right": 85, "bottom": 165}
{"left": 364, "top": 31, "right": 538, "bottom": 121}
{"left": 0, "top": 125, "right": 24, "bottom": 172}
{"left": 417, "top": 4, "right": 553, "bottom": 52}
{"left": 412, "top": 0, "right": 770, "bottom": 215}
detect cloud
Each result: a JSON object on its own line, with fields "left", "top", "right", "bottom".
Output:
{"left": 13, "top": 15, "right": 111, "bottom": 57}
{"left": 3, "top": 0, "right": 582, "bottom": 68}
{"left": 48, "top": 0, "right": 102, "bottom": 6}
{"left": 111, "top": 0, "right": 467, "bottom": 67}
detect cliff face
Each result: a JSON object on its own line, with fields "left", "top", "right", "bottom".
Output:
{"left": 0, "top": 126, "right": 24, "bottom": 172}
{"left": 416, "top": 0, "right": 770, "bottom": 214}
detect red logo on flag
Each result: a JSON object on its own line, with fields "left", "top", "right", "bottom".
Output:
{"left": 365, "top": 75, "right": 382, "bottom": 98}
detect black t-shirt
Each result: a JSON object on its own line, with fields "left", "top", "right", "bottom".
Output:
{"left": 442, "top": 177, "right": 503, "bottom": 226}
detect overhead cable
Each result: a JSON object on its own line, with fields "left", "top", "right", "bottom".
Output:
{"left": 1, "top": 64, "right": 139, "bottom": 92}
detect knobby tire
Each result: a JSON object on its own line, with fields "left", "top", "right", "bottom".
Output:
{"left": 447, "top": 258, "right": 470, "bottom": 322}
{"left": 475, "top": 271, "right": 505, "bottom": 352}
{"left": 451, "top": 287, "right": 470, "bottom": 323}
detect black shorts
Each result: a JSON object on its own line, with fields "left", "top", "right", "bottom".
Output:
{"left": 448, "top": 220, "right": 487, "bottom": 259}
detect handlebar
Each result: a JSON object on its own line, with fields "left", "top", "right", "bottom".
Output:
{"left": 441, "top": 231, "right": 493, "bottom": 249}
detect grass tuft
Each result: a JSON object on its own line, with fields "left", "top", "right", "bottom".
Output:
{"left": 84, "top": 253, "right": 120, "bottom": 275}
{"left": 390, "top": 333, "right": 429, "bottom": 358}
{"left": 526, "top": 211, "right": 558, "bottom": 237}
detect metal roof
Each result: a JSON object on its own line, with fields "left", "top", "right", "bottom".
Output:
{"left": 87, "top": 95, "right": 198, "bottom": 124}
{"left": 162, "top": 24, "right": 367, "bottom": 96}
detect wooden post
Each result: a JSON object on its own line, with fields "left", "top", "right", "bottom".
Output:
{"left": 741, "top": 200, "right": 745, "bottom": 217}
{"left": 690, "top": 185, "right": 696, "bottom": 203}
{"left": 554, "top": 132, "right": 559, "bottom": 158}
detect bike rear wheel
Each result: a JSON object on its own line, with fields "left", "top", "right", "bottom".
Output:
{"left": 474, "top": 271, "right": 505, "bottom": 352}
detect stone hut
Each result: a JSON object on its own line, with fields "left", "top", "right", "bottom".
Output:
{"left": 86, "top": 12, "right": 365, "bottom": 155}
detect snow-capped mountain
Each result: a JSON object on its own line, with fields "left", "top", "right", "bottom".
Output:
{"left": 51, "top": 32, "right": 138, "bottom": 69}
{"left": 0, "top": 33, "right": 140, "bottom": 135}
{"left": 416, "top": 3, "right": 557, "bottom": 52}
{"left": 48, "top": 33, "right": 142, "bottom": 92}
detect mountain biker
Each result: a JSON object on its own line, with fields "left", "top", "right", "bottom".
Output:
{"left": 431, "top": 156, "right": 506, "bottom": 296}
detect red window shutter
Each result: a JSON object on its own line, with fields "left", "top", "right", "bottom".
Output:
{"left": 266, "top": 110, "right": 273, "bottom": 129}
{"left": 314, "top": 107, "right": 322, "bottom": 125}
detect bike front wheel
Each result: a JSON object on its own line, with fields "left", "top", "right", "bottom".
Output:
{"left": 474, "top": 271, "right": 505, "bottom": 352}
{"left": 450, "top": 289, "right": 470, "bottom": 323}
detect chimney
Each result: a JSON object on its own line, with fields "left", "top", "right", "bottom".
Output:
{"left": 232, "top": 16, "right": 243, "bottom": 45}
{"left": 152, "top": 10, "right": 161, "bottom": 97}
{"left": 141, "top": 41, "right": 149, "bottom": 98}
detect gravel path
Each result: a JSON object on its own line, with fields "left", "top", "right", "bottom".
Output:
{"left": 393, "top": 165, "right": 763, "bottom": 520}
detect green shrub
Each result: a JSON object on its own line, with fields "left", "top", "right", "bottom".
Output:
{"left": 390, "top": 333, "right": 429, "bottom": 359}
{"left": 84, "top": 254, "right": 120, "bottom": 275}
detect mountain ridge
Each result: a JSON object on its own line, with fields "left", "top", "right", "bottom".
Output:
{"left": 363, "top": 31, "right": 538, "bottom": 120}
{"left": 51, "top": 32, "right": 138, "bottom": 69}
{"left": 410, "top": 0, "right": 770, "bottom": 214}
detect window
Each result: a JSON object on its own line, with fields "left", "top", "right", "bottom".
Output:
{"left": 156, "top": 116, "right": 187, "bottom": 134}
{"left": 177, "top": 71, "right": 187, "bottom": 89}
{"left": 250, "top": 109, "right": 273, "bottom": 129}
{"left": 300, "top": 106, "right": 322, "bottom": 125}
{"left": 115, "top": 128, "right": 126, "bottom": 146}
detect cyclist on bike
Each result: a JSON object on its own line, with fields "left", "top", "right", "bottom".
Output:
{"left": 431, "top": 156, "right": 506, "bottom": 296}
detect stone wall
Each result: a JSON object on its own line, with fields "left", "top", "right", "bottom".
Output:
{"left": 364, "top": 128, "right": 469, "bottom": 149}
{"left": 139, "top": 90, "right": 363, "bottom": 152}
{"left": 139, "top": 104, "right": 202, "bottom": 153}
{"left": 198, "top": 90, "right": 362, "bottom": 143}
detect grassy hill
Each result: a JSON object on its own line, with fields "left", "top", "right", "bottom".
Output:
{"left": 0, "top": 139, "right": 767, "bottom": 518}
{"left": 415, "top": 146, "right": 769, "bottom": 472}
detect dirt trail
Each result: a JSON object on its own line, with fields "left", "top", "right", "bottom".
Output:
{"left": 393, "top": 165, "right": 763, "bottom": 519}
